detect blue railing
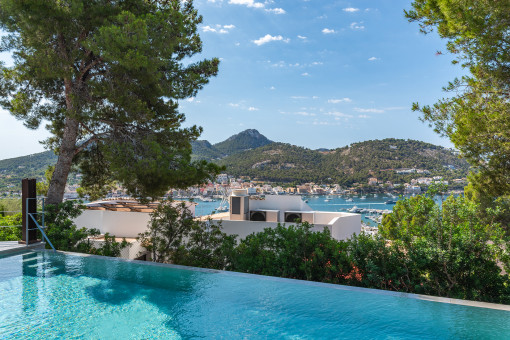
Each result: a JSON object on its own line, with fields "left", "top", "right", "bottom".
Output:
{"left": 25, "top": 197, "right": 56, "bottom": 252}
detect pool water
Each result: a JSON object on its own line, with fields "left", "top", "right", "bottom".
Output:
{"left": 1, "top": 250, "right": 509, "bottom": 339}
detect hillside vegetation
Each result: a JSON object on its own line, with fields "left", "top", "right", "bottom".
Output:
{"left": 0, "top": 151, "right": 57, "bottom": 191}
{"left": 192, "top": 129, "right": 272, "bottom": 160}
{"left": 219, "top": 138, "right": 469, "bottom": 185}
{"left": 0, "top": 131, "right": 469, "bottom": 190}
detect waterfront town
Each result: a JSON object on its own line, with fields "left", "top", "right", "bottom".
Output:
{"left": 0, "top": 169, "right": 467, "bottom": 201}
{"left": 58, "top": 169, "right": 465, "bottom": 201}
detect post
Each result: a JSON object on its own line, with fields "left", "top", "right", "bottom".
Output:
{"left": 20, "top": 178, "right": 38, "bottom": 244}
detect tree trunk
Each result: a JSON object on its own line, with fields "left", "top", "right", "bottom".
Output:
{"left": 46, "top": 117, "right": 80, "bottom": 205}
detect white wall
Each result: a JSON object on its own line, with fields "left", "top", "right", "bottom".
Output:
{"left": 74, "top": 210, "right": 151, "bottom": 238}
{"left": 214, "top": 213, "right": 360, "bottom": 241}
{"left": 329, "top": 214, "right": 361, "bottom": 240}
{"left": 73, "top": 201, "right": 196, "bottom": 239}
{"left": 216, "top": 220, "right": 332, "bottom": 240}
{"left": 248, "top": 196, "right": 312, "bottom": 222}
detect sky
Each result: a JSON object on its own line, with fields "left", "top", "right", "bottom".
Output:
{"left": 0, "top": 0, "right": 464, "bottom": 159}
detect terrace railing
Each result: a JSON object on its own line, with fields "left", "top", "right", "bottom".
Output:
{"left": 0, "top": 196, "right": 55, "bottom": 252}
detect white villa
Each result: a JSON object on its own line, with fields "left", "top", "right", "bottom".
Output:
{"left": 204, "top": 189, "right": 361, "bottom": 241}
{"left": 73, "top": 190, "right": 361, "bottom": 260}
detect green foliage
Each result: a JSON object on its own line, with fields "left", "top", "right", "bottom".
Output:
{"left": 139, "top": 199, "right": 235, "bottom": 268}
{"left": 139, "top": 200, "right": 197, "bottom": 263}
{"left": 87, "top": 233, "right": 130, "bottom": 258}
{"left": 406, "top": 0, "right": 510, "bottom": 197}
{"left": 0, "top": 198, "right": 21, "bottom": 215}
{"left": 45, "top": 201, "right": 128, "bottom": 257}
{"left": 231, "top": 222, "right": 351, "bottom": 283}
{"left": 0, "top": 213, "right": 21, "bottom": 241}
{"left": 0, "top": 0, "right": 221, "bottom": 203}
{"left": 44, "top": 201, "right": 95, "bottom": 252}
{"left": 347, "top": 233, "right": 415, "bottom": 292}
{"left": 379, "top": 193, "right": 510, "bottom": 302}
{"left": 173, "top": 220, "right": 237, "bottom": 270}
{"left": 36, "top": 165, "right": 54, "bottom": 196}
{"left": 219, "top": 138, "right": 469, "bottom": 185}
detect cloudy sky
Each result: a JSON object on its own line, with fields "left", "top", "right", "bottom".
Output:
{"left": 0, "top": 0, "right": 463, "bottom": 159}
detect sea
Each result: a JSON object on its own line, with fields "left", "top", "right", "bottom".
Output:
{"left": 191, "top": 194, "right": 411, "bottom": 226}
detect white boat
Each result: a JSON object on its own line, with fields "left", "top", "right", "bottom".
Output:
{"left": 360, "top": 196, "right": 367, "bottom": 200}
{"left": 345, "top": 198, "right": 353, "bottom": 202}
{"left": 324, "top": 199, "right": 331, "bottom": 202}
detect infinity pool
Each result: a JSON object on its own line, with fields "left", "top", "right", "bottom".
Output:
{"left": 1, "top": 250, "right": 510, "bottom": 339}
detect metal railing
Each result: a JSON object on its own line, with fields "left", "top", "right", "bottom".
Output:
{"left": 0, "top": 198, "right": 55, "bottom": 252}
{"left": 25, "top": 197, "right": 55, "bottom": 252}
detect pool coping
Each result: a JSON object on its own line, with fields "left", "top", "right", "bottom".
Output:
{"left": 20, "top": 248, "right": 510, "bottom": 312}
{"left": 0, "top": 241, "right": 46, "bottom": 256}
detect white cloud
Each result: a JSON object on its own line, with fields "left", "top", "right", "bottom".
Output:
{"left": 354, "top": 108, "right": 385, "bottom": 113}
{"left": 350, "top": 22, "right": 365, "bottom": 30}
{"left": 311, "top": 61, "right": 323, "bottom": 66}
{"left": 301, "top": 72, "right": 310, "bottom": 76}
{"left": 297, "top": 35, "right": 307, "bottom": 40}
{"left": 322, "top": 28, "right": 336, "bottom": 34}
{"left": 269, "top": 86, "right": 276, "bottom": 90}
{"left": 229, "top": 0, "right": 264, "bottom": 8}
{"left": 343, "top": 7, "right": 359, "bottom": 12}
{"left": 290, "top": 96, "right": 308, "bottom": 99}
{"left": 328, "top": 98, "right": 352, "bottom": 103}
{"left": 248, "top": 107, "right": 259, "bottom": 111}
{"left": 202, "top": 25, "right": 216, "bottom": 33}
{"left": 358, "top": 114, "right": 370, "bottom": 119}
{"left": 228, "top": 103, "right": 240, "bottom": 107}
{"left": 202, "top": 24, "right": 235, "bottom": 34}
{"left": 312, "top": 120, "right": 340, "bottom": 126}
{"left": 265, "top": 8, "right": 285, "bottom": 14}
{"left": 253, "top": 34, "right": 289, "bottom": 46}
{"left": 326, "top": 111, "right": 353, "bottom": 118}
{"left": 368, "top": 56, "right": 379, "bottom": 61}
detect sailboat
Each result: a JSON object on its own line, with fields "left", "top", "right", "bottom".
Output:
{"left": 215, "top": 187, "right": 230, "bottom": 212}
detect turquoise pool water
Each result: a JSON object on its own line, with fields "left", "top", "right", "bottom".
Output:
{"left": 1, "top": 251, "right": 509, "bottom": 339}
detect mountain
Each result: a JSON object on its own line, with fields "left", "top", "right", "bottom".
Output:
{"left": 0, "top": 151, "right": 57, "bottom": 191}
{"left": 192, "top": 129, "right": 273, "bottom": 160}
{"left": 191, "top": 140, "right": 224, "bottom": 161}
{"left": 218, "top": 138, "right": 470, "bottom": 185}
{"left": 0, "top": 131, "right": 469, "bottom": 190}
{"left": 213, "top": 129, "right": 272, "bottom": 156}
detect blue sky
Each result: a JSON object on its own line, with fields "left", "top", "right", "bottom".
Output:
{"left": 0, "top": 0, "right": 463, "bottom": 159}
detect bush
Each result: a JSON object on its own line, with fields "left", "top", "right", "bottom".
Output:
{"left": 44, "top": 201, "right": 128, "bottom": 257}
{"left": 0, "top": 213, "right": 22, "bottom": 241}
{"left": 139, "top": 200, "right": 236, "bottom": 269}
{"left": 231, "top": 222, "right": 351, "bottom": 283}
